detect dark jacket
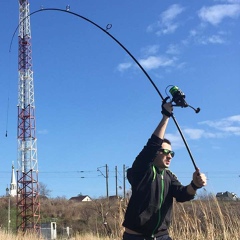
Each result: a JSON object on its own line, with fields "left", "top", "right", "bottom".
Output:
{"left": 122, "top": 134, "right": 195, "bottom": 237}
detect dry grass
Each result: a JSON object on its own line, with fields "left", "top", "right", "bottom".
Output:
{"left": 73, "top": 233, "right": 112, "bottom": 240}
{"left": 0, "top": 232, "right": 112, "bottom": 240}
{"left": 170, "top": 197, "right": 240, "bottom": 240}
{"left": 0, "top": 196, "right": 239, "bottom": 240}
{"left": 0, "top": 231, "right": 39, "bottom": 240}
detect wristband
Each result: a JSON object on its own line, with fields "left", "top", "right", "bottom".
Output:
{"left": 161, "top": 97, "right": 172, "bottom": 117}
{"left": 161, "top": 108, "right": 172, "bottom": 117}
{"left": 191, "top": 180, "right": 202, "bottom": 191}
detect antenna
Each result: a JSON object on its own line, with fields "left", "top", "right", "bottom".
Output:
{"left": 16, "top": 0, "right": 40, "bottom": 233}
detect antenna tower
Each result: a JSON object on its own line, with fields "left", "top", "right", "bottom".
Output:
{"left": 16, "top": 0, "right": 40, "bottom": 233}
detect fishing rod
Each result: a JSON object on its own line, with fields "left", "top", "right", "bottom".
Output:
{"left": 10, "top": 7, "right": 200, "bottom": 170}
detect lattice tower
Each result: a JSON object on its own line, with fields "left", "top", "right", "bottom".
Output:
{"left": 16, "top": 0, "right": 40, "bottom": 233}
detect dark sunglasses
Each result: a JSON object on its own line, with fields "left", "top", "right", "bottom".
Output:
{"left": 159, "top": 149, "right": 175, "bottom": 158}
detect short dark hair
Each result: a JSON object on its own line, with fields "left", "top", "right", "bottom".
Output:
{"left": 163, "top": 138, "right": 171, "bottom": 145}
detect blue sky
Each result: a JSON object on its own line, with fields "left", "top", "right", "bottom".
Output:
{"left": 0, "top": 0, "right": 240, "bottom": 199}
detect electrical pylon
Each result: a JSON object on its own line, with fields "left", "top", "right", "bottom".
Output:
{"left": 16, "top": 0, "right": 40, "bottom": 233}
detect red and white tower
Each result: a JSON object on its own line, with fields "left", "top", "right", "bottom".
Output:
{"left": 17, "top": 0, "right": 40, "bottom": 233}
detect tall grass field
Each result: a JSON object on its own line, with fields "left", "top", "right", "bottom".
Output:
{"left": 0, "top": 195, "right": 239, "bottom": 239}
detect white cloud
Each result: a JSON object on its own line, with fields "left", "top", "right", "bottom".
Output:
{"left": 199, "top": 115, "right": 240, "bottom": 136}
{"left": 166, "top": 44, "right": 181, "bottom": 55}
{"left": 161, "top": 4, "right": 185, "bottom": 23}
{"left": 165, "top": 133, "right": 184, "bottom": 149}
{"left": 227, "top": 115, "right": 240, "bottom": 121}
{"left": 147, "top": 4, "right": 185, "bottom": 35}
{"left": 141, "top": 45, "right": 160, "bottom": 56}
{"left": 117, "top": 62, "right": 132, "bottom": 72}
{"left": 167, "top": 114, "right": 240, "bottom": 144}
{"left": 196, "top": 34, "right": 226, "bottom": 45}
{"left": 189, "top": 29, "right": 198, "bottom": 37}
{"left": 208, "top": 35, "right": 225, "bottom": 44}
{"left": 117, "top": 54, "right": 177, "bottom": 72}
{"left": 176, "top": 62, "right": 187, "bottom": 69}
{"left": 162, "top": 115, "right": 240, "bottom": 150}
{"left": 185, "top": 26, "right": 226, "bottom": 45}
{"left": 184, "top": 128, "right": 226, "bottom": 139}
{"left": 139, "top": 56, "right": 176, "bottom": 70}
{"left": 223, "top": 126, "right": 240, "bottom": 135}
{"left": 183, "top": 128, "right": 205, "bottom": 139}
{"left": 157, "top": 23, "right": 178, "bottom": 35}
{"left": 38, "top": 129, "right": 48, "bottom": 135}
{"left": 198, "top": 4, "right": 240, "bottom": 25}
{"left": 215, "top": 0, "right": 240, "bottom": 3}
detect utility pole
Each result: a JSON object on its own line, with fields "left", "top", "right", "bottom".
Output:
{"left": 97, "top": 164, "right": 109, "bottom": 198}
{"left": 105, "top": 164, "right": 109, "bottom": 198}
{"left": 115, "top": 166, "right": 118, "bottom": 197}
{"left": 6, "top": 187, "right": 11, "bottom": 233}
{"left": 123, "top": 164, "right": 126, "bottom": 199}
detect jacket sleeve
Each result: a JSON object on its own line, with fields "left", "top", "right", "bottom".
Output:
{"left": 168, "top": 170, "right": 195, "bottom": 202}
{"left": 127, "top": 135, "right": 163, "bottom": 185}
{"left": 132, "top": 134, "right": 163, "bottom": 171}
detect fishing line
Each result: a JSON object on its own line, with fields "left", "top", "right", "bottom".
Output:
{"left": 5, "top": 51, "right": 14, "bottom": 138}
{"left": 5, "top": 97, "right": 9, "bottom": 137}
{"left": 10, "top": 7, "right": 198, "bottom": 170}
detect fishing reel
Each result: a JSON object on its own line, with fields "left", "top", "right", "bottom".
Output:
{"left": 167, "top": 85, "right": 200, "bottom": 113}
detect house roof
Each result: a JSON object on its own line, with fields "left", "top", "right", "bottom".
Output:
{"left": 69, "top": 195, "right": 91, "bottom": 201}
{"left": 216, "top": 191, "right": 237, "bottom": 200}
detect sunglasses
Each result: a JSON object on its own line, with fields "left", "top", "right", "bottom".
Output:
{"left": 159, "top": 149, "right": 175, "bottom": 158}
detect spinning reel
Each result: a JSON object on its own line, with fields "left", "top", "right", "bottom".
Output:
{"left": 167, "top": 85, "right": 200, "bottom": 114}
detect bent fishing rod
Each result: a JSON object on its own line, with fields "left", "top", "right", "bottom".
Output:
{"left": 10, "top": 7, "right": 200, "bottom": 170}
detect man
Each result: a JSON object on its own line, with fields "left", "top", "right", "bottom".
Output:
{"left": 122, "top": 101, "right": 207, "bottom": 240}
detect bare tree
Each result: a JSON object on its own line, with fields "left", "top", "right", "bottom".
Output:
{"left": 39, "top": 182, "right": 52, "bottom": 197}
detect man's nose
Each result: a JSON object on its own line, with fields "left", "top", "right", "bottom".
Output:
{"left": 166, "top": 153, "right": 172, "bottom": 159}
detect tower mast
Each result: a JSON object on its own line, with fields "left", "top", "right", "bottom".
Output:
{"left": 16, "top": 0, "right": 40, "bottom": 233}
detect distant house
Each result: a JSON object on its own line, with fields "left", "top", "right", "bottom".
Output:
{"left": 216, "top": 191, "right": 238, "bottom": 201}
{"left": 69, "top": 195, "right": 92, "bottom": 202}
